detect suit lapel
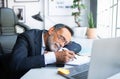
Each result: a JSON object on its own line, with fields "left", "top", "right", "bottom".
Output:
{"left": 34, "top": 31, "right": 43, "bottom": 55}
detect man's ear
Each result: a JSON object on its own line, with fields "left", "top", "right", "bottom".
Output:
{"left": 48, "top": 27, "right": 55, "bottom": 35}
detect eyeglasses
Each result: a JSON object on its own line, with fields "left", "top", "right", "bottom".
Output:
{"left": 55, "top": 32, "right": 67, "bottom": 45}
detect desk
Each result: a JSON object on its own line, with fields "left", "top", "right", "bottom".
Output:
{"left": 21, "top": 65, "right": 76, "bottom": 79}
{"left": 21, "top": 56, "right": 90, "bottom": 79}
{"left": 21, "top": 63, "right": 89, "bottom": 79}
{"left": 107, "top": 72, "right": 120, "bottom": 79}
{"left": 21, "top": 67, "right": 66, "bottom": 79}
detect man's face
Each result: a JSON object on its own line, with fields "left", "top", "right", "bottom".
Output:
{"left": 47, "top": 28, "right": 72, "bottom": 52}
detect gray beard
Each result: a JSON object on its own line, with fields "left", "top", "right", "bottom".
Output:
{"left": 47, "top": 35, "right": 60, "bottom": 52}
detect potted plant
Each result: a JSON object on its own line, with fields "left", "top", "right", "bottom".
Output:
{"left": 71, "top": 0, "right": 87, "bottom": 38}
{"left": 71, "top": 0, "right": 86, "bottom": 27}
{"left": 86, "top": 12, "right": 97, "bottom": 39}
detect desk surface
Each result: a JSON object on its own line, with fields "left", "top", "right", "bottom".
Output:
{"left": 107, "top": 72, "right": 120, "bottom": 79}
{"left": 21, "top": 56, "right": 90, "bottom": 79}
{"left": 21, "top": 66, "right": 67, "bottom": 79}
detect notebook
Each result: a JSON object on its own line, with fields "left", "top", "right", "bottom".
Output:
{"left": 65, "top": 55, "right": 90, "bottom": 66}
{"left": 63, "top": 38, "right": 120, "bottom": 79}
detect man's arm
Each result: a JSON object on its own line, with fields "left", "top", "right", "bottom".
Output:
{"left": 10, "top": 34, "right": 45, "bottom": 72}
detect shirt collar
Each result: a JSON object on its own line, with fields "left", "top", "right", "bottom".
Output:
{"left": 42, "top": 31, "right": 45, "bottom": 48}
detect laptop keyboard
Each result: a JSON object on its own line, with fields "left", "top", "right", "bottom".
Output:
{"left": 71, "top": 71, "right": 88, "bottom": 79}
{"left": 67, "top": 64, "right": 89, "bottom": 79}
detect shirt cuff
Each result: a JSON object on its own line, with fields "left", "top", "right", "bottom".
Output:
{"left": 44, "top": 52, "right": 56, "bottom": 65}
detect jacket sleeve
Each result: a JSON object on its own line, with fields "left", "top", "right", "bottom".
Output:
{"left": 10, "top": 33, "right": 45, "bottom": 72}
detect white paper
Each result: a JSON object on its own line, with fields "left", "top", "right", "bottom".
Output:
{"left": 66, "top": 55, "right": 90, "bottom": 66}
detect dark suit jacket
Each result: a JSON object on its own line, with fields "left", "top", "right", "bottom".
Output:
{"left": 9, "top": 29, "right": 80, "bottom": 79}
{"left": 10, "top": 29, "right": 45, "bottom": 79}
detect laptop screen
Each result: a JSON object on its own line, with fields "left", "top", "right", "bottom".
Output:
{"left": 88, "top": 38, "right": 120, "bottom": 79}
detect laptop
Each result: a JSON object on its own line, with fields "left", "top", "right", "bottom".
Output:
{"left": 64, "top": 37, "right": 120, "bottom": 79}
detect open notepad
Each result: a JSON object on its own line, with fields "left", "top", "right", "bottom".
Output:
{"left": 66, "top": 55, "right": 90, "bottom": 66}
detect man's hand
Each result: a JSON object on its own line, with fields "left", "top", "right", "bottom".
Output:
{"left": 55, "top": 50, "right": 75, "bottom": 64}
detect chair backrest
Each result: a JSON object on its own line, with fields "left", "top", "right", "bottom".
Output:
{"left": 0, "top": 8, "right": 18, "bottom": 35}
{"left": 0, "top": 7, "right": 30, "bottom": 54}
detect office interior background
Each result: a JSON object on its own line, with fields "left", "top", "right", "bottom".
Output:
{"left": 1, "top": 0, "right": 120, "bottom": 38}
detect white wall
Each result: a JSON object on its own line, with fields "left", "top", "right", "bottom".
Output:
{"left": 44, "top": 0, "right": 90, "bottom": 30}
{"left": 7, "top": 0, "right": 44, "bottom": 29}
{"left": 7, "top": 0, "right": 90, "bottom": 30}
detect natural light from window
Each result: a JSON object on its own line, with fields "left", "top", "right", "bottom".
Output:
{"left": 97, "top": 0, "right": 120, "bottom": 38}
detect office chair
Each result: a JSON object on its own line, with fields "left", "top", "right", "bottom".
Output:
{"left": 0, "top": 7, "right": 30, "bottom": 79}
{"left": 0, "top": 7, "right": 30, "bottom": 54}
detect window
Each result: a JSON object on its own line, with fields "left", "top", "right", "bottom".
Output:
{"left": 97, "top": 0, "right": 120, "bottom": 38}
{"left": 116, "top": 0, "right": 120, "bottom": 37}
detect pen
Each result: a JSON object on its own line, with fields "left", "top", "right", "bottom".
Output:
{"left": 74, "top": 56, "right": 77, "bottom": 59}
{"left": 76, "top": 53, "right": 81, "bottom": 56}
